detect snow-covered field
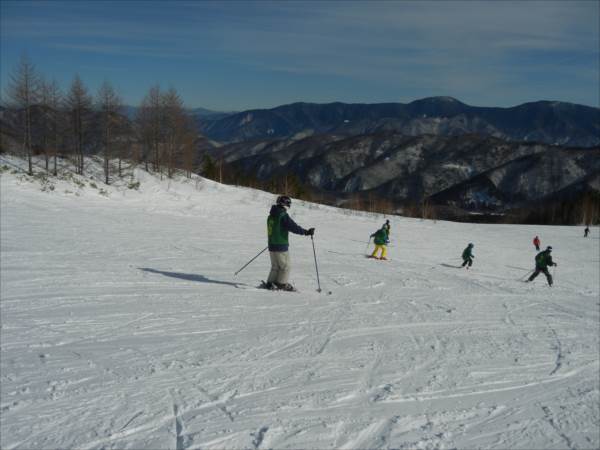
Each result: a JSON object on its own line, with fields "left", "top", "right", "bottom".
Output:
{"left": 1, "top": 157, "right": 599, "bottom": 449}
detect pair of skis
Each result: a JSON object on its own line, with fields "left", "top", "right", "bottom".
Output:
{"left": 256, "top": 280, "right": 332, "bottom": 295}
{"left": 236, "top": 236, "right": 327, "bottom": 294}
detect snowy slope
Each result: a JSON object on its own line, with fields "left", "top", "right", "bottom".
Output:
{"left": 1, "top": 157, "right": 599, "bottom": 450}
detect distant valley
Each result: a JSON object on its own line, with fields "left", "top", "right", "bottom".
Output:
{"left": 198, "top": 97, "right": 599, "bottom": 222}
{"left": 207, "top": 131, "right": 600, "bottom": 222}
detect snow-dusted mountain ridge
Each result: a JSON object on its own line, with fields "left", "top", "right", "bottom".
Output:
{"left": 1, "top": 156, "right": 599, "bottom": 449}
{"left": 209, "top": 132, "right": 600, "bottom": 219}
{"left": 199, "top": 97, "right": 600, "bottom": 147}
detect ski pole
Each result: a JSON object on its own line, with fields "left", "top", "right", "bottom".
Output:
{"left": 520, "top": 269, "right": 534, "bottom": 281}
{"left": 311, "top": 235, "right": 322, "bottom": 293}
{"left": 364, "top": 237, "right": 372, "bottom": 254}
{"left": 234, "top": 246, "right": 268, "bottom": 276}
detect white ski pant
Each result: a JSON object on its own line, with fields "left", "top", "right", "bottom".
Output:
{"left": 267, "top": 251, "right": 290, "bottom": 284}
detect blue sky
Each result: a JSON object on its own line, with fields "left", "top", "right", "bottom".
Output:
{"left": 1, "top": 1, "right": 598, "bottom": 111}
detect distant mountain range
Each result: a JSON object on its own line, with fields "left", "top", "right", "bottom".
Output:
{"left": 207, "top": 131, "right": 600, "bottom": 218}
{"left": 198, "top": 97, "right": 600, "bottom": 148}
{"left": 3, "top": 96, "right": 599, "bottom": 222}
{"left": 57, "top": 97, "right": 600, "bottom": 148}
{"left": 121, "top": 105, "right": 236, "bottom": 121}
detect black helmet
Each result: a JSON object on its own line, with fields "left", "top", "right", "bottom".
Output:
{"left": 468, "top": 243, "right": 474, "bottom": 247}
{"left": 547, "top": 246, "right": 552, "bottom": 251}
{"left": 276, "top": 195, "right": 291, "bottom": 208}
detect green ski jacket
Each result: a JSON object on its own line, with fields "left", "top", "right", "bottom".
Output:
{"left": 462, "top": 246, "right": 474, "bottom": 259}
{"left": 535, "top": 250, "right": 554, "bottom": 269}
{"left": 267, "top": 205, "right": 307, "bottom": 251}
{"left": 371, "top": 228, "right": 389, "bottom": 246}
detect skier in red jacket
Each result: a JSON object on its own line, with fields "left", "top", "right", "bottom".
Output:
{"left": 533, "top": 236, "right": 540, "bottom": 251}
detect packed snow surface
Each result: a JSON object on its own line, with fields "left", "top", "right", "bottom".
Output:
{"left": 1, "top": 157, "right": 599, "bottom": 449}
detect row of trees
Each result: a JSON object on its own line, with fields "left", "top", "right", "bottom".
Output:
{"left": 4, "top": 58, "right": 597, "bottom": 225}
{"left": 202, "top": 155, "right": 317, "bottom": 202}
{"left": 513, "top": 191, "right": 600, "bottom": 226}
{"left": 2, "top": 56, "right": 197, "bottom": 183}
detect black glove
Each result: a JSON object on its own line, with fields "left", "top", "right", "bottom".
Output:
{"left": 306, "top": 228, "right": 315, "bottom": 236}
{"left": 554, "top": 262, "right": 558, "bottom": 267}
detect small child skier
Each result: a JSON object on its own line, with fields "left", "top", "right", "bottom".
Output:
{"left": 369, "top": 226, "right": 390, "bottom": 260}
{"left": 461, "top": 243, "right": 475, "bottom": 269}
{"left": 527, "top": 246, "right": 557, "bottom": 286}
{"left": 533, "top": 235, "right": 540, "bottom": 251}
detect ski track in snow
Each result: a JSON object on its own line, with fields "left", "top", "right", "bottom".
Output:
{"left": 1, "top": 157, "right": 599, "bottom": 449}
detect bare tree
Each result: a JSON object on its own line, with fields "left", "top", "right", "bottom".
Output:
{"left": 96, "top": 80, "right": 123, "bottom": 184}
{"left": 38, "top": 77, "right": 64, "bottom": 173}
{"left": 181, "top": 132, "right": 196, "bottom": 179}
{"left": 4, "top": 56, "right": 40, "bottom": 175}
{"left": 161, "top": 87, "right": 194, "bottom": 178}
{"left": 65, "top": 75, "right": 92, "bottom": 175}
{"left": 116, "top": 120, "right": 134, "bottom": 179}
{"left": 581, "top": 193, "right": 600, "bottom": 225}
{"left": 45, "top": 80, "right": 64, "bottom": 176}
{"left": 37, "top": 77, "right": 51, "bottom": 172}
{"left": 136, "top": 85, "right": 164, "bottom": 174}
{"left": 135, "top": 97, "right": 152, "bottom": 172}
{"left": 422, "top": 198, "right": 437, "bottom": 222}
{"left": 149, "top": 85, "right": 163, "bottom": 173}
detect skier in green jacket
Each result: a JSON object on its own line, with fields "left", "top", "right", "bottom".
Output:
{"left": 369, "top": 227, "right": 389, "bottom": 260}
{"left": 265, "top": 195, "right": 314, "bottom": 291}
{"left": 528, "top": 246, "right": 557, "bottom": 286}
{"left": 461, "top": 243, "right": 474, "bottom": 268}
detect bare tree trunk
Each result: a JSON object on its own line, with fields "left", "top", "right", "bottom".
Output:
{"left": 26, "top": 104, "right": 33, "bottom": 175}
{"left": 47, "top": 79, "right": 63, "bottom": 177}
{"left": 160, "top": 87, "right": 194, "bottom": 179}
{"left": 96, "top": 80, "right": 123, "bottom": 185}
{"left": 119, "top": 147, "right": 123, "bottom": 178}
{"left": 65, "top": 75, "right": 92, "bottom": 176}
{"left": 105, "top": 127, "right": 110, "bottom": 184}
{"left": 5, "top": 56, "right": 39, "bottom": 175}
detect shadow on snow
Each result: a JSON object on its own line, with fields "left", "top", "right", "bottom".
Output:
{"left": 139, "top": 267, "right": 241, "bottom": 288}
{"left": 440, "top": 263, "right": 463, "bottom": 269}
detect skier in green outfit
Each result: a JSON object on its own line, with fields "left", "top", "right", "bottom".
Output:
{"left": 461, "top": 243, "right": 475, "bottom": 269}
{"left": 369, "top": 226, "right": 390, "bottom": 260}
{"left": 265, "top": 195, "right": 314, "bottom": 291}
{"left": 527, "top": 246, "right": 557, "bottom": 286}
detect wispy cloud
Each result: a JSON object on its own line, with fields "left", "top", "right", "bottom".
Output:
{"left": 46, "top": 43, "right": 194, "bottom": 60}
{"left": 1, "top": 0, "right": 597, "bottom": 108}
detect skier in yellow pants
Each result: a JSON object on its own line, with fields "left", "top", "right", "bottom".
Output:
{"left": 369, "top": 226, "right": 389, "bottom": 260}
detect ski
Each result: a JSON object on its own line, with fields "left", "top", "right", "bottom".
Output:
{"left": 258, "top": 280, "right": 298, "bottom": 292}
{"left": 365, "top": 255, "right": 389, "bottom": 261}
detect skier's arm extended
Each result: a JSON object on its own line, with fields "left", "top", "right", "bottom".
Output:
{"left": 282, "top": 214, "right": 308, "bottom": 236}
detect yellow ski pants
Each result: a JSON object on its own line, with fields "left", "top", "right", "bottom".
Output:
{"left": 371, "top": 244, "right": 387, "bottom": 259}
